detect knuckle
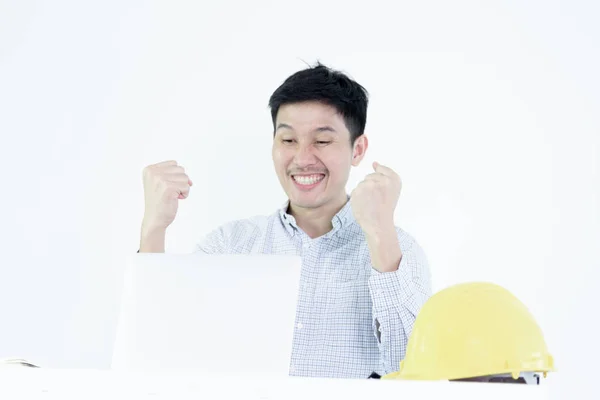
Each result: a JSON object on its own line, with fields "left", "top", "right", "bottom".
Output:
{"left": 143, "top": 166, "right": 152, "bottom": 178}
{"left": 157, "top": 177, "right": 170, "bottom": 190}
{"left": 170, "top": 166, "right": 185, "bottom": 174}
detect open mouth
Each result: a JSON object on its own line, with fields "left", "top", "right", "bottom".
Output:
{"left": 291, "top": 174, "right": 326, "bottom": 188}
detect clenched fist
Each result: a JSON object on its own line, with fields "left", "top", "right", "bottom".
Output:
{"left": 142, "top": 160, "right": 193, "bottom": 233}
{"left": 351, "top": 162, "right": 402, "bottom": 235}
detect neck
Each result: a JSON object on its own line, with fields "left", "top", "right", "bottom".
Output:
{"left": 288, "top": 193, "right": 348, "bottom": 239}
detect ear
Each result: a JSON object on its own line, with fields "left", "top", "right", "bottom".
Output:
{"left": 351, "top": 135, "right": 368, "bottom": 167}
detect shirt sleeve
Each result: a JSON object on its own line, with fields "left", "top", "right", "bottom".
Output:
{"left": 194, "top": 226, "right": 228, "bottom": 254}
{"left": 367, "top": 231, "right": 432, "bottom": 375}
{"left": 193, "top": 218, "right": 263, "bottom": 254}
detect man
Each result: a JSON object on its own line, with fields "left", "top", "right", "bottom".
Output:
{"left": 139, "top": 63, "right": 432, "bottom": 379}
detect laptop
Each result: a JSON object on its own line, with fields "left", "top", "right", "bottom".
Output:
{"left": 111, "top": 253, "right": 302, "bottom": 378}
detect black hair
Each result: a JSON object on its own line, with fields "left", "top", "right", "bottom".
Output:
{"left": 268, "top": 62, "right": 369, "bottom": 144}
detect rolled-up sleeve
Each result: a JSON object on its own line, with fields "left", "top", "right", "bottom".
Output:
{"left": 194, "top": 219, "right": 262, "bottom": 254}
{"left": 367, "top": 232, "right": 432, "bottom": 375}
{"left": 195, "top": 226, "right": 228, "bottom": 254}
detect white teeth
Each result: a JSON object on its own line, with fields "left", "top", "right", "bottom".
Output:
{"left": 293, "top": 174, "right": 324, "bottom": 185}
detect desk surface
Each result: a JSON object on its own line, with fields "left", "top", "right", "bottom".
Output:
{"left": 0, "top": 368, "right": 551, "bottom": 399}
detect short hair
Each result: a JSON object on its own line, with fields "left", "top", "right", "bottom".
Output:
{"left": 268, "top": 62, "right": 369, "bottom": 144}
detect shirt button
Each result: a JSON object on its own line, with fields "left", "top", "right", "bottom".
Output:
{"left": 296, "top": 322, "right": 304, "bottom": 330}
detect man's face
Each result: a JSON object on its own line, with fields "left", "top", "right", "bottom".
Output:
{"left": 272, "top": 101, "right": 367, "bottom": 211}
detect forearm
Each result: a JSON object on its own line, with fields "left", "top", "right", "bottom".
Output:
{"left": 368, "top": 238, "right": 432, "bottom": 374}
{"left": 369, "top": 272, "right": 422, "bottom": 374}
{"left": 365, "top": 224, "right": 402, "bottom": 273}
{"left": 139, "top": 224, "right": 166, "bottom": 253}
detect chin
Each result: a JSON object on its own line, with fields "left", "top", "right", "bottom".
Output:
{"left": 288, "top": 194, "right": 326, "bottom": 210}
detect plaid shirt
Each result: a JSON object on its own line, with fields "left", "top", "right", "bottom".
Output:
{"left": 195, "top": 199, "right": 431, "bottom": 379}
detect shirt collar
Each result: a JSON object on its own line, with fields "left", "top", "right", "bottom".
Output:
{"left": 278, "top": 195, "right": 355, "bottom": 237}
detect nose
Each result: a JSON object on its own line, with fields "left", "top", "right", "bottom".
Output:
{"left": 293, "top": 142, "right": 318, "bottom": 167}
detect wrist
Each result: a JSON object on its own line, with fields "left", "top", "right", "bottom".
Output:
{"left": 140, "top": 221, "right": 167, "bottom": 253}
{"left": 363, "top": 222, "right": 397, "bottom": 241}
{"left": 364, "top": 223, "right": 401, "bottom": 273}
{"left": 141, "top": 216, "right": 167, "bottom": 236}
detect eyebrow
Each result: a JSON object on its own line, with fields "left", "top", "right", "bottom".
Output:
{"left": 315, "top": 126, "right": 337, "bottom": 133}
{"left": 275, "top": 123, "right": 337, "bottom": 133}
{"left": 275, "top": 123, "right": 293, "bottom": 131}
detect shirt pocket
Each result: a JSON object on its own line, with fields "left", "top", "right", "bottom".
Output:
{"left": 334, "top": 264, "right": 361, "bottom": 283}
{"left": 323, "top": 265, "right": 365, "bottom": 316}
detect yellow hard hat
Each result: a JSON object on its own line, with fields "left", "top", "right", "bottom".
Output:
{"left": 382, "top": 282, "right": 554, "bottom": 381}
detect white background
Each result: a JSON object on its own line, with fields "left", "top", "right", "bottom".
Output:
{"left": 0, "top": 0, "right": 598, "bottom": 398}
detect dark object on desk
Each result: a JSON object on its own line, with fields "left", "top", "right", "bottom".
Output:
{"left": 0, "top": 358, "right": 40, "bottom": 368}
{"left": 452, "top": 374, "right": 539, "bottom": 384}
{"left": 368, "top": 372, "right": 381, "bottom": 379}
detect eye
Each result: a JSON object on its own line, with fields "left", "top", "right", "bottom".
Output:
{"left": 316, "top": 141, "right": 331, "bottom": 145}
{"left": 281, "top": 139, "right": 295, "bottom": 144}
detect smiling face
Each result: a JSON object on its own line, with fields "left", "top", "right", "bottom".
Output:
{"left": 272, "top": 101, "right": 368, "bottom": 213}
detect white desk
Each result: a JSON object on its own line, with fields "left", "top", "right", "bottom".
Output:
{"left": 0, "top": 369, "right": 552, "bottom": 399}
